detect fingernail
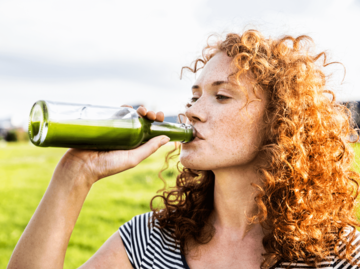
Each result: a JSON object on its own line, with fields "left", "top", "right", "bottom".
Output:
{"left": 160, "top": 137, "right": 170, "bottom": 146}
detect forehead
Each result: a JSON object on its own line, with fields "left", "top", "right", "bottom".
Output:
{"left": 194, "top": 52, "right": 235, "bottom": 86}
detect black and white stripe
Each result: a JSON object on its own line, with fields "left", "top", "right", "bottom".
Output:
{"left": 119, "top": 212, "right": 184, "bottom": 269}
{"left": 119, "top": 212, "right": 360, "bottom": 269}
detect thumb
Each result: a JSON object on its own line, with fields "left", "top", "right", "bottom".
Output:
{"left": 128, "top": 136, "right": 170, "bottom": 164}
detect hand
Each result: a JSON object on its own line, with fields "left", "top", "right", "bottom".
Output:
{"left": 121, "top": 104, "right": 165, "bottom": 122}
{"left": 53, "top": 105, "right": 169, "bottom": 187}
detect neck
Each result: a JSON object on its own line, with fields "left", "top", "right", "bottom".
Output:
{"left": 211, "top": 160, "right": 264, "bottom": 239}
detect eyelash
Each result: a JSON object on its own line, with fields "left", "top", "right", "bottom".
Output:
{"left": 185, "top": 95, "right": 229, "bottom": 108}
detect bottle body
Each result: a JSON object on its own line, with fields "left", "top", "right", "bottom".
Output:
{"left": 28, "top": 100, "right": 194, "bottom": 150}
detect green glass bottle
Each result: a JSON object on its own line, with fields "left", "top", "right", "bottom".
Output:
{"left": 28, "top": 100, "right": 195, "bottom": 150}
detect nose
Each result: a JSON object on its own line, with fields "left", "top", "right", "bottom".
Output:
{"left": 185, "top": 102, "right": 205, "bottom": 125}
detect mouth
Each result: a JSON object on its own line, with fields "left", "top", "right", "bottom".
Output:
{"left": 193, "top": 127, "right": 205, "bottom": 140}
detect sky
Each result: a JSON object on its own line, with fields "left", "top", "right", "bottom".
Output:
{"left": 1, "top": 0, "right": 360, "bottom": 128}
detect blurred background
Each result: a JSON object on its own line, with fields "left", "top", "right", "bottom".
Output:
{"left": 1, "top": 0, "right": 360, "bottom": 268}
{"left": 1, "top": 0, "right": 360, "bottom": 141}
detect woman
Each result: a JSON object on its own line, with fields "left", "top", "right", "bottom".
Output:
{"left": 7, "top": 30, "right": 360, "bottom": 269}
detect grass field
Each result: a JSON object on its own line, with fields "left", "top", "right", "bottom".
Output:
{"left": 0, "top": 142, "right": 179, "bottom": 268}
{"left": 1, "top": 142, "right": 360, "bottom": 268}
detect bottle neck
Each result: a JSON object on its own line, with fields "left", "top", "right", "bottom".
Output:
{"left": 140, "top": 118, "right": 194, "bottom": 143}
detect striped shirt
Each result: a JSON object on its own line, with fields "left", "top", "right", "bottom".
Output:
{"left": 118, "top": 212, "right": 360, "bottom": 269}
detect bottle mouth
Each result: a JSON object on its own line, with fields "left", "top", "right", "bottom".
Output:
{"left": 28, "top": 101, "right": 48, "bottom": 145}
{"left": 180, "top": 123, "right": 196, "bottom": 144}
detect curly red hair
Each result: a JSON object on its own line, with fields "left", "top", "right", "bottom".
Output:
{"left": 150, "top": 29, "right": 360, "bottom": 268}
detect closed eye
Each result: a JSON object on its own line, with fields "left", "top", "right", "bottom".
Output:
{"left": 216, "top": 95, "right": 230, "bottom": 100}
{"left": 185, "top": 95, "right": 230, "bottom": 108}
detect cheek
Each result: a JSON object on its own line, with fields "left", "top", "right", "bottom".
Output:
{"left": 208, "top": 113, "right": 264, "bottom": 164}
{"left": 179, "top": 107, "right": 265, "bottom": 169}
{"left": 179, "top": 117, "right": 241, "bottom": 169}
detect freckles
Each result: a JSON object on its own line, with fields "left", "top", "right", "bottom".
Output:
{"left": 224, "top": 117, "right": 243, "bottom": 141}
{"left": 217, "top": 112, "right": 255, "bottom": 156}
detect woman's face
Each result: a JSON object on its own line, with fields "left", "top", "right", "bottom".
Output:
{"left": 180, "top": 52, "right": 267, "bottom": 171}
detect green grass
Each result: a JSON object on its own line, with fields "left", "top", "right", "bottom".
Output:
{"left": 2, "top": 142, "right": 360, "bottom": 268}
{"left": 0, "top": 142, "right": 179, "bottom": 268}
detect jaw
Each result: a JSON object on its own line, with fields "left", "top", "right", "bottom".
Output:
{"left": 179, "top": 146, "right": 207, "bottom": 170}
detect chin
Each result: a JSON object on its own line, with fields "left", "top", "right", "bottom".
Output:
{"left": 179, "top": 155, "right": 210, "bottom": 170}
{"left": 180, "top": 155, "right": 198, "bottom": 169}
{"left": 180, "top": 147, "right": 214, "bottom": 170}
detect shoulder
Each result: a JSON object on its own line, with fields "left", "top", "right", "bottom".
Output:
{"left": 118, "top": 212, "right": 153, "bottom": 268}
{"left": 333, "top": 226, "right": 360, "bottom": 268}
{"left": 119, "top": 211, "right": 185, "bottom": 269}
{"left": 119, "top": 211, "right": 154, "bottom": 241}
{"left": 273, "top": 228, "right": 360, "bottom": 269}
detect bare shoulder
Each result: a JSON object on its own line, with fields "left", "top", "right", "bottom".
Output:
{"left": 78, "top": 231, "right": 133, "bottom": 269}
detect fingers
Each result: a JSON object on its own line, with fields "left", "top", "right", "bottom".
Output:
{"left": 136, "top": 106, "right": 164, "bottom": 122}
{"left": 156, "top": 111, "right": 164, "bottom": 122}
{"left": 73, "top": 135, "right": 171, "bottom": 181}
{"left": 121, "top": 104, "right": 133, "bottom": 108}
{"left": 137, "top": 106, "right": 147, "bottom": 117}
{"left": 146, "top": 111, "right": 156, "bottom": 121}
{"left": 127, "top": 136, "right": 170, "bottom": 166}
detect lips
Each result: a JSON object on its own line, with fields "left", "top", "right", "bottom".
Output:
{"left": 193, "top": 127, "right": 205, "bottom": 140}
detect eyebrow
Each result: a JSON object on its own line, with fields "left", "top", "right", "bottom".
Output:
{"left": 212, "top": 81, "right": 229, "bottom": 86}
{"left": 192, "top": 81, "right": 236, "bottom": 90}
